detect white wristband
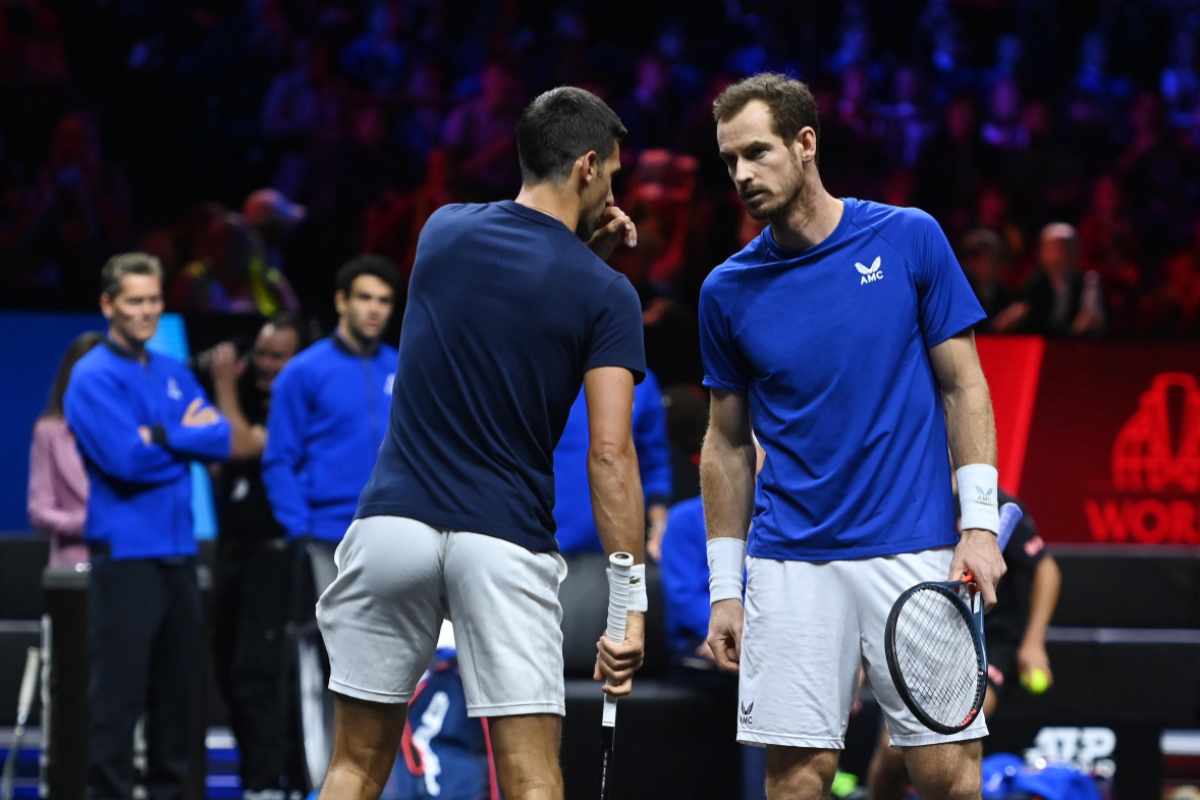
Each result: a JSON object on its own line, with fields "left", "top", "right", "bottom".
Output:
{"left": 627, "top": 564, "right": 648, "bottom": 612}
{"left": 707, "top": 537, "right": 746, "bottom": 604}
{"left": 957, "top": 463, "right": 1000, "bottom": 534}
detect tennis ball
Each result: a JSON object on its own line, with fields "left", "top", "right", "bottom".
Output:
{"left": 1022, "top": 668, "right": 1050, "bottom": 694}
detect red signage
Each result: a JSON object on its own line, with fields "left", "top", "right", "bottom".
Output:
{"left": 978, "top": 338, "right": 1200, "bottom": 545}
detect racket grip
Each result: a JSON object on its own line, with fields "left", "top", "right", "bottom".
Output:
{"left": 601, "top": 552, "right": 634, "bottom": 727}
{"left": 15, "top": 648, "right": 37, "bottom": 726}
{"left": 996, "top": 502, "right": 1023, "bottom": 551}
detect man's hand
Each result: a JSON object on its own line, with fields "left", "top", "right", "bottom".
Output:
{"left": 1017, "top": 640, "right": 1053, "bottom": 687}
{"left": 950, "top": 529, "right": 1006, "bottom": 608}
{"left": 209, "top": 342, "right": 243, "bottom": 388}
{"left": 594, "top": 611, "right": 645, "bottom": 697}
{"left": 646, "top": 504, "right": 668, "bottom": 561}
{"left": 705, "top": 598, "right": 744, "bottom": 672}
{"left": 137, "top": 426, "right": 152, "bottom": 445}
{"left": 587, "top": 205, "right": 637, "bottom": 261}
{"left": 181, "top": 397, "right": 220, "bottom": 428}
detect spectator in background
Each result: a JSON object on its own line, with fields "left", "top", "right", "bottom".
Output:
{"left": 34, "top": 112, "right": 132, "bottom": 305}
{"left": 64, "top": 253, "right": 246, "bottom": 799}
{"left": 243, "top": 186, "right": 306, "bottom": 277}
{"left": 1162, "top": 29, "right": 1199, "bottom": 128}
{"left": 207, "top": 316, "right": 305, "bottom": 795}
{"left": 554, "top": 369, "right": 672, "bottom": 560}
{"left": 915, "top": 96, "right": 983, "bottom": 238}
{"left": 1077, "top": 175, "right": 1140, "bottom": 325}
{"left": 27, "top": 330, "right": 103, "bottom": 570}
{"left": 262, "top": 256, "right": 398, "bottom": 783}
{"left": 170, "top": 212, "right": 300, "bottom": 316}
{"left": 1141, "top": 218, "right": 1200, "bottom": 337}
{"left": 442, "top": 62, "right": 524, "bottom": 200}
{"left": 960, "top": 229, "right": 1014, "bottom": 331}
{"left": 995, "top": 222, "right": 1105, "bottom": 336}
{"left": 339, "top": 2, "right": 407, "bottom": 94}
{"left": 980, "top": 78, "right": 1028, "bottom": 151}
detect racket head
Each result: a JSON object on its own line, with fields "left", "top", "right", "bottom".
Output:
{"left": 884, "top": 580, "right": 987, "bottom": 735}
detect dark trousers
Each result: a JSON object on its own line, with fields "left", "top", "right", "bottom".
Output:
{"left": 210, "top": 538, "right": 307, "bottom": 791}
{"left": 87, "top": 555, "right": 200, "bottom": 800}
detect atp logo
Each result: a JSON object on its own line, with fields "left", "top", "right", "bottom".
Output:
{"left": 855, "top": 256, "right": 884, "bottom": 285}
{"left": 1085, "top": 372, "right": 1200, "bottom": 544}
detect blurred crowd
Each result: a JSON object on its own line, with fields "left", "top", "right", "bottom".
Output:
{"left": 3, "top": 0, "right": 1200, "bottom": 345}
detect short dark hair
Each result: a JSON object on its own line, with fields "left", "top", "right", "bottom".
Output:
{"left": 265, "top": 312, "right": 307, "bottom": 348}
{"left": 44, "top": 331, "right": 104, "bottom": 418}
{"left": 100, "top": 252, "right": 163, "bottom": 298}
{"left": 516, "top": 87, "right": 628, "bottom": 184}
{"left": 712, "top": 73, "right": 821, "bottom": 152}
{"left": 335, "top": 255, "right": 399, "bottom": 295}
{"left": 962, "top": 229, "right": 1004, "bottom": 261}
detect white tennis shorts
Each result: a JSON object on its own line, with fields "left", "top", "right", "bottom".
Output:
{"left": 316, "top": 515, "right": 568, "bottom": 717}
{"left": 737, "top": 546, "right": 988, "bottom": 749}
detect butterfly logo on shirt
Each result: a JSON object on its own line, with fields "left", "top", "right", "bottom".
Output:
{"left": 855, "top": 256, "right": 884, "bottom": 285}
{"left": 166, "top": 377, "right": 183, "bottom": 400}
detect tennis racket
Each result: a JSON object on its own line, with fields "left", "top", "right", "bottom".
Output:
{"left": 883, "top": 502, "right": 1023, "bottom": 735}
{"left": 0, "top": 648, "right": 39, "bottom": 800}
{"left": 599, "top": 551, "right": 634, "bottom": 800}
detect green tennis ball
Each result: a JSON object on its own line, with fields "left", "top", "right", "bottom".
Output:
{"left": 1022, "top": 668, "right": 1050, "bottom": 694}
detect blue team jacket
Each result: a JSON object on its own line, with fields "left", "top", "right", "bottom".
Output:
{"left": 658, "top": 495, "right": 712, "bottom": 660}
{"left": 64, "top": 340, "right": 231, "bottom": 559}
{"left": 553, "top": 369, "right": 672, "bottom": 554}
{"left": 262, "top": 336, "right": 396, "bottom": 541}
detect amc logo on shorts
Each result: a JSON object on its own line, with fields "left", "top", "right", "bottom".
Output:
{"left": 1085, "top": 373, "right": 1200, "bottom": 545}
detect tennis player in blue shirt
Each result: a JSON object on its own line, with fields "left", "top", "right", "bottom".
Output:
{"left": 315, "top": 87, "right": 649, "bottom": 800}
{"left": 698, "top": 74, "right": 1007, "bottom": 800}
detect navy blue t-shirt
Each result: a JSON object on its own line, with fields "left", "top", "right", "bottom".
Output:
{"left": 699, "top": 199, "right": 986, "bottom": 561}
{"left": 357, "top": 201, "right": 646, "bottom": 552}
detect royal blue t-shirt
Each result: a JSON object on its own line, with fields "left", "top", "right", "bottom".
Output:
{"left": 357, "top": 201, "right": 646, "bottom": 552}
{"left": 698, "top": 199, "right": 986, "bottom": 561}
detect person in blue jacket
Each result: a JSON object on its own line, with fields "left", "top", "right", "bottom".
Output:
{"left": 261, "top": 254, "right": 398, "bottom": 784}
{"left": 64, "top": 252, "right": 244, "bottom": 799}
{"left": 262, "top": 256, "right": 398, "bottom": 553}
{"left": 553, "top": 368, "right": 672, "bottom": 558}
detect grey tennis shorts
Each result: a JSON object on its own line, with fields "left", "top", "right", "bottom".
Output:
{"left": 316, "top": 515, "right": 568, "bottom": 717}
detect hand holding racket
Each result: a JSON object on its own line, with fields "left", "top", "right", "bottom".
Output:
{"left": 597, "top": 552, "right": 644, "bottom": 800}
{"left": 884, "top": 503, "right": 1023, "bottom": 735}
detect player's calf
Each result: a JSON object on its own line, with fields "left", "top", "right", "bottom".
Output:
{"left": 490, "top": 714, "right": 564, "bottom": 800}
{"left": 903, "top": 739, "right": 982, "bottom": 800}
{"left": 764, "top": 747, "right": 839, "bottom": 800}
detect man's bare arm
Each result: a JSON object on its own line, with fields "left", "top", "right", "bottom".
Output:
{"left": 699, "top": 389, "right": 755, "bottom": 672}
{"left": 928, "top": 331, "right": 996, "bottom": 468}
{"left": 585, "top": 366, "right": 646, "bottom": 697}
{"left": 929, "top": 331, "right": 1006, "bottom": 605}
{"left": 699, "top": 389, "right": 756, "bottom": 543}
{"left": 584, "top": 367, "right": 645, "bottom": 562}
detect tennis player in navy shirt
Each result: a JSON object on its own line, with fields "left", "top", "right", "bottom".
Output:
{"left": 698, "top": 74, "right": 1007, "bottom": 799}
{"left": 316, "top": 87, "right": 650, "bottom": 800}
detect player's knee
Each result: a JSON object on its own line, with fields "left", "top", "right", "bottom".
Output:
{"left": 496, "top": 764, "right": 563, "bottom": 800}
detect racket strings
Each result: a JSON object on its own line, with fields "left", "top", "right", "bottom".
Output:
{"left": 893, "top": 588, "right": 981, "bottom": 727}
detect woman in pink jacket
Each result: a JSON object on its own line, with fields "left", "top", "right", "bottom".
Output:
{"left": 28, "top": 331, "right": 104, "bottom": 569}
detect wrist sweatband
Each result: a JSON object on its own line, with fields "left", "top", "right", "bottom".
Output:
{"left": 707, "top": 537, "right": 746, "bottom": 604}
{"left": 957, "top": 463, "right": 1000, "bottom": 534}
{"left": 627, "top": 564, "right": 648, "bottom": 612}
